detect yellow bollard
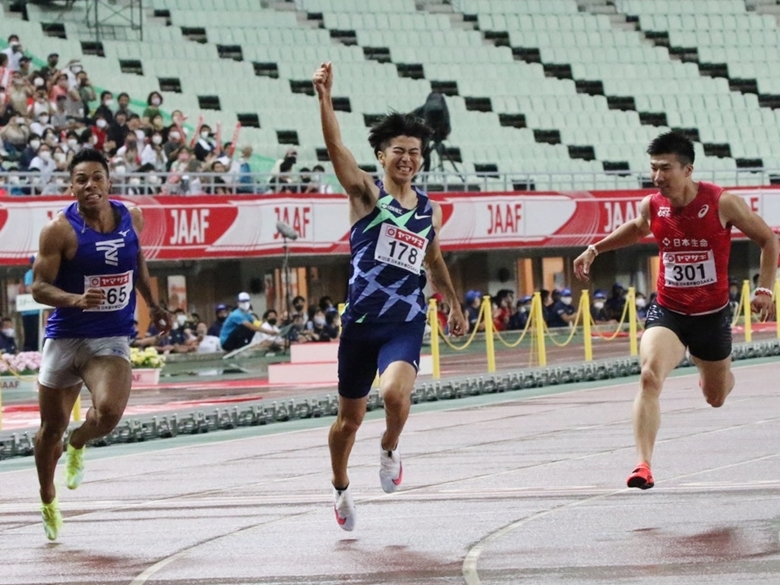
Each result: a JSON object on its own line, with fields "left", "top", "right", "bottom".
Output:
{"left": 581, "top": 290, "right": 593, "bottom": 362}
{"left": 72, "top": 394, "right": 81, "bottom": 422}
{"left": 337, "top": 302, "right": 345, "bottom": 337}
{"left": 428, "top": 298, "right": 441, "bottom": 379}
{"left": 628, "top": 287, "right": 638, "bottom": 357}
{"left": 743, "top": 279, "right": 752, "bottom": 343}
{"left": 532, "top": 292, "right": 547, "bottom": 367}
{"left": 483, "top": 295, "right": 496, "bottom": 373}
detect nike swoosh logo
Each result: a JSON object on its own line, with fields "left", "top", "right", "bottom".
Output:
{"left": 415, "top": 213, "right": 431, "bottom": 219}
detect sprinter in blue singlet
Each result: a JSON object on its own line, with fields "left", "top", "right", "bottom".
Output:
{"left": 31, "top": 149, "right": 170, "bottom": 541}
{"left": 314, "top": 61, "right": 468, "bottom": 531}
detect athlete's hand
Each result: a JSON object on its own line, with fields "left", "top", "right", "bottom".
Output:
{"left": 312, "top": 62, "right": 333, "bottom": 98}
{"left": 751, "top": 294, "right": 775, "bottom": 322}
{"left": 150, "top": 305, "right": 173, "bottom": 336}
{"left": 448, "top": 306, "right": 469, "bottom": 337}
{"left": 573, "top": 249, "right": 596, "bottom": 282}
{"left": 76, "top": 287, "right": 105, "bottom": 309}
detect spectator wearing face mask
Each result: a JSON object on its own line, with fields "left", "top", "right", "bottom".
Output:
{"left": 107, "top": 109, "right": 130, "bottom": 147}
{"left": 90, "top": 113, "right": 108, "bottom": 150}
{"left": 29, "top": 110, "right": 53, "bottom": 138}
{"left": 193, "top": 124, "right": 215, "bottom": 162}
{"left": 7, "top": 70, "right": 32, "bottom": 115}
{"left": 142, "top": 91, "right": 163, "bottom": 125}
{"left": 219, "top": 292, "right": 267, "bottom": 352}
{"left": 29, "top": 142, "right": 57, "bottom": 182}
{"left": 0, "top": 317, "right": 18, "bottom": 354}
{"left": 509, "top": 295, "right": 533, "bottom": 330}
{"left": 163, "top": 127, "right": 185, "bottom": 162}
{"left": 195, "top": 322, "right": 222, "bottom": 353}
{"left": 75, "top": 70, "right": 96, "bottom": 119}
{"left": 1, "top": 116, "right": 32, "bottom": 159}
{"left": 590, "top": 290, "right": 611, "bottom": 324}
{"left": 2, "top": 35, "right": 24, "bottom": 72}
{"left": 207, "top": 304, "right": 230, "bottom": 337}
{"left": 141, "top": 130, "right": 167, "bottom": 171}
{"left": 268, "top": 148, "right": 297, "bottom": 193}
{"left": 28, "top": 87, "right": 52, "bottom": 120}
{"left": 305, "top": 308, "right": 332, "bottom": 342}
{"left": 38, "top": 53, "right": 59, "bottom": 82}
{"left": 51, "top": 94, "right": 73, "bottom": 132}
{"left": 254, "top": 309, "right": 285, "bottom": 350}
{"left": 306, "top": 163, "right": 334, "bottom": 194}
{"left": 94, "top": 90, "right": 115, "bottom": 126}
{"left": 548, "top": 287, "right": 577, "bottom": 328}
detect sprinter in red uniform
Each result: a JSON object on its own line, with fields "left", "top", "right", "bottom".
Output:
{"left": 574, "top": 131, "right": 778, "bottom": 490}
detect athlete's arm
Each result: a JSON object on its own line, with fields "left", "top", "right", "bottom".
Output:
{"left": 424, "top": 201, "right": 468, "bottom": 335}
{"left": 719, "top": 192, "right": 779, "bottom": 317}
{"left": 31, "top": 215, "right": 104, "bottom": 309}
{"left": 313, "top": 62, "right": 378, "bottom": 214}
{"left": 573, "top": 195, "right": 653, "bottom": 281}
{"left": 131, "top": 207, "right": 171, "bottom": 334}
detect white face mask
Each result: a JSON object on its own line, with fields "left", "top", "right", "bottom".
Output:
{"left": 39, "top": 151, "right": 52, "bottom": 161}
{"left": 152, "top": 135, "right": 162, "bottom": 145}
{"left": 128, "top": 177, "right": 141, "bottom": 186}
{"left": 104, "top": 98, "right": 114, "bottom": 108}
{"left": 169, "top": 131, "right": 180, "bottom": 140}
{"left": 96, "top": 119, "right": 107, "bottom": 128}
{"left": 34, "top": 78, "right": 44, "bottom": 87}
{"left": 30, "top": 140, "right": 41, "bottom": 150}
{"left": 200, "top": 131, "right": 210, "bottom": 139}
{"left": 114, "top": 165, "right": 127, "bottom": 174}
{"left": 67, "top": 138, "right": 78, "bottom": 147}
{"left": 561, "top": 296, "right": 572, "bottom": 305}
{"left": 594, "top": 301, "right": 605, "bottom": 310}
{"left": 636, "top": 298, "right": 647, "bottom": 309}
{"left": 176, "top": 314, "right": 187, "bottom": 326}
{"left": 238, "top": 301, "right": 250, "bottom": 311}
{"left": 151, "top": 97, "right": 161, "bottom": 106}
{"left": 54, "top": 152, "right": 66, "bottom": 163}
{"left": 147, "top": 173, "right": 160, "bottom": 185}
{"left": 2, "top": 328, "right": 14, "bottom": 338}
{"left": 314, "top": 316, "right": 326, "bottom": 326}
{"left": 39, "top": 115, "right": 49, "bottom": 123}
{"left": 15, "top": 117, "right": 26, "bottom": 125}
{"left": 311, "top": 173, "right": 321, "bottom": 183}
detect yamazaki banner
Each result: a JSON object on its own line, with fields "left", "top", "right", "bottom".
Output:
{"left": 0, "top": 188, "right": 774, "bottom": 264}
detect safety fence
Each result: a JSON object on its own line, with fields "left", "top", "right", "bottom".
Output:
{"left": 427, "top": 279, "right": 779, "bottom": 375}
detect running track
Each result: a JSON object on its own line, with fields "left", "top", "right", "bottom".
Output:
{"left": 1, "top": 358, "right": 779, "bottom": 584}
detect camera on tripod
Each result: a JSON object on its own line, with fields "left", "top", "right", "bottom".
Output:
{"left": 412, "top": 92, "right": 452, "bottom": 173}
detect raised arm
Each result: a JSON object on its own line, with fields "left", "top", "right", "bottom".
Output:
{"left": 719, "top": 191, "right": 779, "bottom": 318}
{"left": 31, "top": 216, "right": 103, "bottom": 309}
{"left": 312, "top": 62, "right": 378, "bottom": 211}
{"left": 131, "top": 207, "right": 171, "bottom": 334}
{"left": 424, "top": 201, "right": 467, "bottom": 335}
{"left": 573, "top": 195, "right": 653, "bottom": 281}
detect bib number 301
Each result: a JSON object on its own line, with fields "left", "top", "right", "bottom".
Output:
{"left": 374, "top": 224, "right": 428, "bottom": 274}
{"left": 83, "top": 270, "right": 133, "bottom": 312}
{"left": 663, "top": 251, "right": 716, "bottom": 288}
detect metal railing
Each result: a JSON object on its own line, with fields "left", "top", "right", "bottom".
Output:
{"left": 0, "top": 168, "right": 778, "bottom": 195}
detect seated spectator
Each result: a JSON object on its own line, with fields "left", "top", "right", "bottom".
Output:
{"left": 220, "top": 292, "right": 266, "bottom": 352}
{"left": 142, "top": 91, "right": 163, "bottom": 125}
{"left": 208, "top": 303, "right": 229, "bottom": 337}
{"left": 75, "top": 69, "right": 96, "bottom": 119}
{"left": 7, "top": 70, "right": 32, "bottom": 114}
{"left": 508, "top": 295, "right": 533, "bottom": 330}
{"left": 233, "top": 145, "right": 254, "bottom": 193}
{"left": 51, "top": 94, "right": 74, "bottom": 132}
{"left": 590, "top": 290, "right": 611, "bottom": 324}
{"left": 28, "top": 88, "right": 52, "bottom": 121}
{"left": 0, "top": 317, "right": 18, "bottom": 354}
{"left": 268, "top": 148, "right": 298, "bottom": 193}
{"left": 28, "top": 142, "right": 58, "bottom": 192}
{"left": 116, "top": 92, "right": 133, "bottom": 118}
{"left": 206, "top": 159, "right": 229, "bottom": 194}
{"left": 464, "top": 290, "right": 484, "bottom": 332}
{"left": 195, "top": 322, "right": 222, "bottom": 353}
{"left": 304, "top": 308, "right": 332, "bottom": 342}
{"left": 140, "top": 129, "right": 167, "bottom": 171}
{"left": 324, "top": 311, "right": 341, "bottom": 340}
{"left": 2, "top": 35, "right": 24, "bottom": 72}
{"left": 548, "top": 287, "right": 576, "bottom": 328}
{"left": 93, "top": 90, "right": 114, "bottom": 125}
{"left": 604, "top": 283, "right": 626, "bottom": 321}
{"left": 305, "top": 164, "right": 334, "bottom": 194}
{"left": 107, "top": 109, "right": 130, "bottom": 147}
{"left": 127, "top": 113, "right": 145, "bottom": 144}
{"left": 253, "top": 309, "right": 285, "bottom": 351}
{"left": 2, "top": 120, "right": 33, "bottom": 161}
{"left": 131, "top": 320, "right": 159, "bottom": 348}
{"left": 38, "top": 52, "right": 59, "bottom": 83}
{"left": 52, "top": 145, "right": 68, "bottom": 171}
{"left": 90, "top": 113, "right": 109, "bottom": 151}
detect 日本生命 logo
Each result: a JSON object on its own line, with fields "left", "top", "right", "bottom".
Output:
{"left": 658, "top": 207, "right": 671, "bottom": 218}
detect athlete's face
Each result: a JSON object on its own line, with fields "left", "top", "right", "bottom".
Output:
{"left": 70, "top": 161, "right": 111, "bottom": 210}
{"left": 650, "top": 154, "right": 692, "bottom": 198}
{"left": 378, "top": 136, "right": 422, "bottom": 183}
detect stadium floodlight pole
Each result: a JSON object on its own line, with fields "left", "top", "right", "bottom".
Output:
{"left": 276, "top": 221, "right": 299, "bottom": 316}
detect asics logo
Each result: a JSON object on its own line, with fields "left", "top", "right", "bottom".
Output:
{"left": 414, "top": 213, "right": 431, "bottom": 220}
{"left": 698, "top": 205, "right": 709, "bottom": 218}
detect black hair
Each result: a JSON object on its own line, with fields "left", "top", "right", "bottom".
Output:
{"left": 100, "top": 90, "right": 112, "bottom": 100}
{"left": 7, "top": 34, "right": 18, "bottom": 42}
{"left": 647, "top": 131, "right": 695, "bottom": 166}
{"left": 262, "top": 309, "right": 277, "bottom": 320}
{"left": 68, "top": 148, "right": 110, "bottom": 177}
{"left": 117, "top": 92, "right": 129, "bottom": 100}
{"left": 368, "top": 111, "right": 432, "bottom": 156}
{"left": 147, "top": 91, "right": 162, "bottom": 105}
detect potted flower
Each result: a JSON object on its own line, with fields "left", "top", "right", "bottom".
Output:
{"left": 0, "top": 351, "right": 41, "bottom": 392}
{"left": 130, "top": 347, "right": 165, "bottom": 385}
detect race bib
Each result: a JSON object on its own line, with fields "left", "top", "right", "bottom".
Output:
{"left": 663, "top": 250, "right": 716, "bottom": 288}
{"left": 374, "top": 224, "right": 428, "bottom": 274}
{"left": 83, "top": 270, "right": 133, "bottom": 312}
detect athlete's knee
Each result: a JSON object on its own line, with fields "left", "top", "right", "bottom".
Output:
{"left": 35, "top": 420, "right": 68, "bottom": 444}
{"left": 93, "top": 406, "right": 123, "bottom": 432}
{"left": 639, "top": 365, "right": 664, "bottom": 395}
{"left": 380, "top": 383, "right": 411, "bottom": 412}
{"left": 334, "top": 412, "right": 362, "bottom": 436}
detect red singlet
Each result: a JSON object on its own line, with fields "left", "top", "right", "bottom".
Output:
{"left": 650, "top": 181, "right": 731, "bottom": 315}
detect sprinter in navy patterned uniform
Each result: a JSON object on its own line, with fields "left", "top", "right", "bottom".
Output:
{"left": 31, "top": 149, "right": 170, "bottom": 541}
{"left": 314, "top": 62, "right": 468, "bottom": 531}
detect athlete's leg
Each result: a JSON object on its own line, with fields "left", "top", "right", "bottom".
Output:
{"left": 34, "top": 383, "right": 82, "bottom": 504}
{"left": 68, "top": 356, "right": 132, "bottom": 449}
{"left": 329, "top": 396, "right": 368, "bottom": 489}
{"left": 692, "top": 355, "right": 734, "bottom": 407}
{"left": 379, "top": 361, "right": 417, "bottom": 452}
{"left": 634, "top": 327, "right": 686, "bottom": 466}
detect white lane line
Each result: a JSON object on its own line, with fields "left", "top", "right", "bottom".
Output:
{"left": 461, "top": 451, "right": 780, "bottom": 585}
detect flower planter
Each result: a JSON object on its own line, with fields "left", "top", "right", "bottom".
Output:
{"left": 131, "top": 368, "right": 161, "bottom": 385}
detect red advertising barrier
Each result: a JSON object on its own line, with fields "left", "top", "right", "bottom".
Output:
{"left": 0, "top": 188, "right": 775, "bottom": 264}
